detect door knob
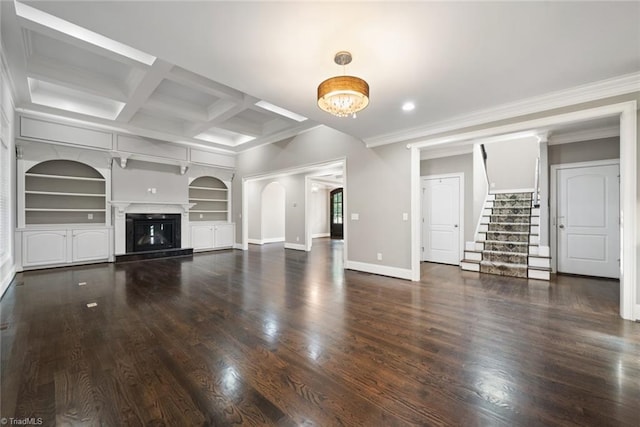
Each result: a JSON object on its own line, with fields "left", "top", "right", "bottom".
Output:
{"left": 559, "top": 224, "right": 565, "bottom": 229}
{"left": 454, "top": 224, "right": 458, "bottom": 228}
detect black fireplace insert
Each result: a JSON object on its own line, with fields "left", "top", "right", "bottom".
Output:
{"left": 126, "top": 213, "right": 181, "bottom": 253}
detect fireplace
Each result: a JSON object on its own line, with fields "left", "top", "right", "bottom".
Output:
{"left": 126, "top": 213, "right": 181, "bottom": 253}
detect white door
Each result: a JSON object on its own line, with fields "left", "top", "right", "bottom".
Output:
{"left": 557, "top": 163, "right": 619, "bottom": 278}
{"left": 422, "top": 176, "right": 460, "bottom": 265}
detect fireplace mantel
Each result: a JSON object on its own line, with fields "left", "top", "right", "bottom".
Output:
{"left": 110, "top": 201, "right": 196, "bottom": 216}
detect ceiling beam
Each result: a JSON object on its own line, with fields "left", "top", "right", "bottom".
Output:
{"left": 116, "top": 59, "right": 173, "bottom": 123}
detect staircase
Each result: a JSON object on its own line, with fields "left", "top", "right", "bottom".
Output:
{"left": 461, "top": 192, "right": 551, "bottom": 280}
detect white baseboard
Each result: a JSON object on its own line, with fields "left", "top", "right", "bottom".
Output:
{"left": 635, "top": 304, "right": 640, "bottom": 321}
{"left": 233, "top": 243, "right": 244, "bottom": 250}
{"left": 0, "top": 264, "right": 16, "bottom": 300}
{"left": 345, "top": 260, "right": 413, "bottom": 280}
{"left": 312, "top": 233, "right": 330, "bottom": 238}
{"left": 248, "top": 237, "right": 285, "bottom": 245}
{"left": 263, "top": 237, "right": 285, "bottom": 244}
{"left": 284, "top": 243, "right": 306, "bottom": 251}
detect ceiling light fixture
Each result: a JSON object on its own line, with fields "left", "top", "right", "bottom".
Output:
{"left": 317, "top": 51, "right": 369, "bottom": 118}
{"left": 402, "top": 102, "right": 416, "bottom": 112}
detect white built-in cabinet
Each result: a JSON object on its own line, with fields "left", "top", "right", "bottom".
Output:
{"left": 21, "top": 227, "right": 110, "bottom": 267}
{"left": 190, "top": 223, "right": 235, "bottom": 252}
{"left": 188, "top": 175, "right": 234, "bottom": 252}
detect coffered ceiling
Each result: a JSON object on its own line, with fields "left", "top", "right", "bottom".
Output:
{"left": 2, "top": 1, "right": 639, "bottom": 154}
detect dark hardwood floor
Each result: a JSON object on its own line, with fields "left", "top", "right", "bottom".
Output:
{"left": 1, "top": 239, "right": 639, "bottom": 426}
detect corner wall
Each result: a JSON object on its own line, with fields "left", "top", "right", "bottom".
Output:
{"left": 235, "top": 126, "right": 411, "bottom": 274}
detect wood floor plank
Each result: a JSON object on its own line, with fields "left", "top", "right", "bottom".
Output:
{"left": 1, "top": 239, "right": 639, "bottom": 426}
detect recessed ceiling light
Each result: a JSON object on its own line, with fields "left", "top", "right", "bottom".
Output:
{"left": 402, "top": 102, "right": 416, "bottom": 112}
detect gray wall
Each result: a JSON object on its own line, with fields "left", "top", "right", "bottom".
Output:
{"left": 420, "top": 153, "right": 475, "bottom": 242}
{"left": 111, "top": 159, "right": 188, "bottom": 202}
{"left": 261, "top": 182, "right": 285, "bottom": 241}
{"left": 548, "top": 137, "right": 620, "bottom": 165}
{"left": 484, "top": 136, "right": 539, "bottom": 191}
{"left": 234, "top": 126, "right": 411, "bottom": 270}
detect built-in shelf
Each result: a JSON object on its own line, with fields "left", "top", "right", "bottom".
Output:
{"left": 24, "top": 159, "right": 107, "bottom": 225}
{"left": 189, "top": 176, "right": 229, "bottom": 222}
{"left": 26, "top": 190, "right": 106, "bottom": 197}
{"left": 25, "top": 208, "right": 107, "bottom": 212}
{"left": 189, "top": 186, "right": 227, "bottom": 191}
{"left": 25, "top": 172, "right": 105, "bottom": 182}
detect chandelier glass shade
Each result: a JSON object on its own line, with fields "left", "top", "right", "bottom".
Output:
{"left": 317, "top": 51, "right": 369, "bottom": 118}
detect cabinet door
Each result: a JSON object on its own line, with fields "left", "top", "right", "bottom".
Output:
{"left": 191, "top": 225, "right": 214, "bottom": 250}
{"left": 213, "top": 224, "right": 234, "bottom": 248}
{"left": 23, "top": 230, "right": 68, "bottom": 266}
{"left": 72, "top": 229, "right": 109, "bottom": 262}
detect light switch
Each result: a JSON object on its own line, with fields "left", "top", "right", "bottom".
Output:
{"left": 351, "top": 213, "right": 359, "bottom": 220}
{"left": 402, "top": 213, "right": 408, "bottom": 221}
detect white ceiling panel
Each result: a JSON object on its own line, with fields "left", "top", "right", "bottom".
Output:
{"left": 2, "top": 1, "right": 638, "bottom": 153}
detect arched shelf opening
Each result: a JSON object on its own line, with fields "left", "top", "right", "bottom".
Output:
{"left": 189, "top": 176, "right": 229, "bottom": 222}
{"left": 24, "top": 160, "right": 107, "bottom": 225}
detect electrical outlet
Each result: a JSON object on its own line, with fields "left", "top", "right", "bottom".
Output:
{"left": 377, "top": 253, "right": 382, "bottom": 261}
{"left": 199, "top": 214, "right": 203, "bottom": 219}
{"left": 86, "top": 302, "right": 98, "bottom": 308}
{"left": 296, "top": 236, "right": 300, "bottom": 242}
{"left": 402, "top": 213, "right": 408, "bottom": 221}
{"left": 78, "top": 282, "right": 87, "bottom": 286}
{"left": 87, "top": 213, "right": 93, "bottom": 220}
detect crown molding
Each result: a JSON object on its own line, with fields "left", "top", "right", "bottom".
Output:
{"left": 365, "top": 72, "right": 640, "bottom": 148}
{"left": 548, "top": 125, "right": 620, "bottom": 145}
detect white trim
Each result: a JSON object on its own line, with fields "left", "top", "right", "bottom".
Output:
{"left": 233, "top": 243, "right": 243, "bottom": 250}
{"left": 0, "top": 265, "right": 16, "bottom": 299}
{"left": 420, "top": 173, "right": 464, "bottom": 265}
{"left": 410, "top": 101, "right": 636, "bottom": 320}
{"left": 345, "top": 260, "right": 413, "bottom": 281}
{"left": 367, "top": 72, "right": 640, "bottom": 147}
{"left": 248, "top": 237, "right": 285, "bottom": 245}
{"left": 410, "top": 147, "right": 421, "bottom": 280}
{"left": 490, "top": 188, "right": 535, "bottom": 194}
{"left": 549, "top": 125, "right": 619, "bottom": 145}
{"left": 407, "top": 102, "right": 633, "bottom": 151}
{"left": 312, "top": 233, "right": 330, "bottom": 238}
{"left": 618, "top": 105, "right": 637, "bottom": 321}
{"left": 634, "top": 304, "right": 640, "bottom": 321}
{"left": 420, "top": 145, "right": 472, "bottom": 160}
{"left": 284, "top": 243, "right": 305, "bottom": 251}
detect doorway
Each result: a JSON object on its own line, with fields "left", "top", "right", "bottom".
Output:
{"left": 330, "top": 188, "right": 343, "bottom": 239}
{"left": 552, "top": 160, "right": 620, "bottom": 278}
{"left": 421, "top": 175, "right": 462, "bottom": 265}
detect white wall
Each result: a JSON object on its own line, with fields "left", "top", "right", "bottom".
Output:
{"left": 0, "top": 52, "right": 16, "bottom": 298}
{"left": 261, "top": 182, "right": 285, "bottom": 242}
{"left": 310, "top": 188, "right": 329, "bottom": 237}
{"left": 484, "top": 136, "right": 539, "bottom": 191}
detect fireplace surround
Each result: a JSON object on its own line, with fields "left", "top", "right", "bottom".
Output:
{"left": 126, "top": 213, "right": 181, "bottom": 253}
